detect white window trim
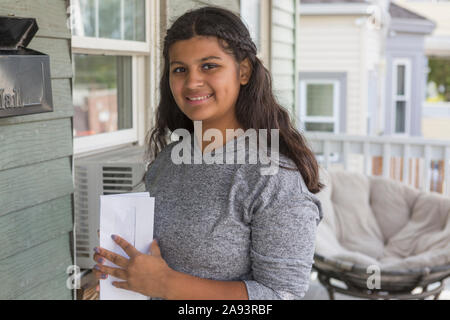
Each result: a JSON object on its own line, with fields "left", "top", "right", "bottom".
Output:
{"left": 240, "top": 0, "right": 270, "bottom": 67}
{"left": 300, "top": 79, "right": 340, "bottom": 133}
{"left": 72, "top": 36, "right": 150, "bottom": 55}
{"left": 72, "top": 0, "right": 154, "bottom": 156}
{"left": 392, "top": 58, "right": 412, "bottom": 136}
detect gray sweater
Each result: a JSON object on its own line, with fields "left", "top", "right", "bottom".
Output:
{"left": 145, "top": 133, "right": 323, "bottom": 299}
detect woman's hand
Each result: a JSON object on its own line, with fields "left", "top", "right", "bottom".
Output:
{"left": 92, "top": 235, "right": 173, "bottom": 299}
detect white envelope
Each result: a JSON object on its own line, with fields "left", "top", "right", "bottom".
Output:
{"left": 99, "top": 192, "right": 155, "bottom": 300}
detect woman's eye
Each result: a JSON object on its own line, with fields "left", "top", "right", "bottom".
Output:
{"left": 172, "top": 67, "right": 185, "bottom": 73}
{"left": 172, "top": 64, "right": 217, "bottom": 74}
{"left": 203, "top": 63, "right": 217, "bottom": 70}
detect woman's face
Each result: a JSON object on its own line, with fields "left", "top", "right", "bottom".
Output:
{"left": 168, "top": 36, "right": 251, "bottom": 129}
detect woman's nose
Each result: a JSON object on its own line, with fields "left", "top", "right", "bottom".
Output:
{"left": 185, "top": 70, "right": 204, "bottom": 88}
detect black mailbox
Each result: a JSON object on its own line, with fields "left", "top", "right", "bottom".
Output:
{"left": 0, "top": 16, "right": 53, "bottom": 118}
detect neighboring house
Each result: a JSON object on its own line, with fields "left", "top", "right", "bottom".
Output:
{"left": 298, "top": 0, "right": 435, "bottom": 137}
{"left": 394, "top": 0, "right": 450, "bottom": 141}
{"left": 394, "top": 0, "right": 450, "bottom": 57}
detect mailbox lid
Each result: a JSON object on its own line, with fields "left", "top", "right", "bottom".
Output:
{"left": 0, "top": 16, "right": 38, "bottom": 50}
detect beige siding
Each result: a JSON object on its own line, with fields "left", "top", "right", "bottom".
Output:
{"left": 422, "top": 118, "right": 450, "bottom": 140}
{"left": 298, "top": 15, "right": 369, "bottom": 135}
{"left": 0, "top": 0, "right": 73, "bottom": 300}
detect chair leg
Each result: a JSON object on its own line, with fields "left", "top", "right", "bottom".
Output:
{"left": 434, "top": 291, "right": 442, "bottom": 300}
{"left": 327, "top": 287, "right": 335, "bottom": 300}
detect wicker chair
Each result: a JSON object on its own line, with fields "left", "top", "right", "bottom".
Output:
{"left": 314, "top": 169, "right": 450, "bottom": 300}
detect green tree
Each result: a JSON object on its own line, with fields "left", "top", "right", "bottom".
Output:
{"left": 428, "top": 58, "right": 450, "bottom": 102}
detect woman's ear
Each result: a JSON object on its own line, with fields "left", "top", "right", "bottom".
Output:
{"left": 239, "top": 58, "right": 252, "bottom": 86}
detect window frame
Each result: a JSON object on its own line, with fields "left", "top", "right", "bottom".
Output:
{"left": 299, "top": 79, "right": 341, "bottom": 133}
{"left": 72, "top": 55, "right": 140, "bottom": 153}
{"left": 392, "top": 58, "right": 412, "bottom": 136}
{"left": 240, "top": 0, "right": 270, "bottom": 67}
{"left": 71, "top": 0, "right": 152, "bottom": 155}
{"left": 71, "top": 0, "right": 151, "bottom": 53}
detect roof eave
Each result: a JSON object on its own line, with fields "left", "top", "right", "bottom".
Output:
{"left": 390, "top": 18, "right": 436, "bottom": 35}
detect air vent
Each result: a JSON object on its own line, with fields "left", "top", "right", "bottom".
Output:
{"left": 74, "top": 166, "right": 90, "bottom": 259}
{"left": 102, "top": 166, "right": 134, "bottom": 195}
{"left": 73, "top": 146, "right": 146, "bottom": 269}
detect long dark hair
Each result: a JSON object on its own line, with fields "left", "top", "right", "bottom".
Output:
{"left": 144, "top": 6, "right": 323, "bottom": 194}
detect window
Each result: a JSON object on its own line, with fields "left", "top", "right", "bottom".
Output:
{"left": 70, "top": 0, "right": 150, "bottom": 154}
{"left": 300, "top": 80, "right": 341, "bottom": 133}
{"left": 392, "top": 58, "right": 411, "bottom": 134}
{"left": 73, "top": 54, "right": 132, "bottom": 137}
{"left": 72, "top": 0, "right": 148, "bottom": 50}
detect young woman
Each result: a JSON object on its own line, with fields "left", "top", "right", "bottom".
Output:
{"left": 92, "top": 6, "right": 323, "bottom": 300}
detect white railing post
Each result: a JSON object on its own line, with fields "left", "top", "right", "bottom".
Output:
{"left": 324, "top": 140, "right": 330, "bottom": 169}
{"left": 343, "top": 141, "right": 350, "bottom": 171}
{"left": 402, "top": 144, "right": 410, "bottom": 186}
{"left": 363, "top": 141, "right": 371, "bottom": 176}
{"left": 445, "top": 147, "right": 450, "bottom": 196}
{"left": 423, "top": 145, "right": 432, "bottom": 192}
{"left": 383, "top": 143, "right": 391, "bottom": 179}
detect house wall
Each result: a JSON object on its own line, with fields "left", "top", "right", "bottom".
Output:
{"left": 422, "top": 103, "right": 450, "bottom": 140}
{"left": 422, "top": 118, "right": 450, "bottom": 140}
{"left": 298, "top": 15, "right": 373, "bottom": 135}
{"left": 0, "top": 0, "right": 74, "bottom": 299}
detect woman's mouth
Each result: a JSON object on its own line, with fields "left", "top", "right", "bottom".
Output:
{"left": 186, "top": 94, "right": 214, "bottom": 105}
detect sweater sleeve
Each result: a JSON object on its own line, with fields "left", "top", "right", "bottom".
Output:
{"left": 243, "top": 171, "right": 323, "bottom": 300}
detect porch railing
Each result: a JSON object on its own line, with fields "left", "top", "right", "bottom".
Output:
{"left": 304, "top": 132, "right": 450, "bottom": 196}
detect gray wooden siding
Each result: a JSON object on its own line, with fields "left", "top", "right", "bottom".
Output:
{"left": 271, "top": 0, "right": 299, "bottom": 123}
{"left": 0, "top": 0, "right": 73, "bottom": 300}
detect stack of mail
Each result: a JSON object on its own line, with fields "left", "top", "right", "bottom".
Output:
{"left": 99, "top": 192, "right": 154, "bottom": 300}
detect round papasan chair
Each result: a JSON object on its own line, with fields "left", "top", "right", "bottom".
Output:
{"left": 314, "top": 169, "right": 450, "bottom": 300}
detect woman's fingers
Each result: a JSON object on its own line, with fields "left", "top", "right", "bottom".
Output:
{"left": 111, "top": 234, "right": 140, "bottom": 258}
{"left": 93, "top": 246, "right": 128, "bottom": 268}
{"left": 92, "top": 252, "right": 109, "bottom": 280}
{"left": 94, "top": 263, "right": 127, "bottom": 280}
{"left": 93, "top": 253, "right": 106, "bottom": 264}
{"left": 92, "top": 268, "right": 108, "bottom": 280}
